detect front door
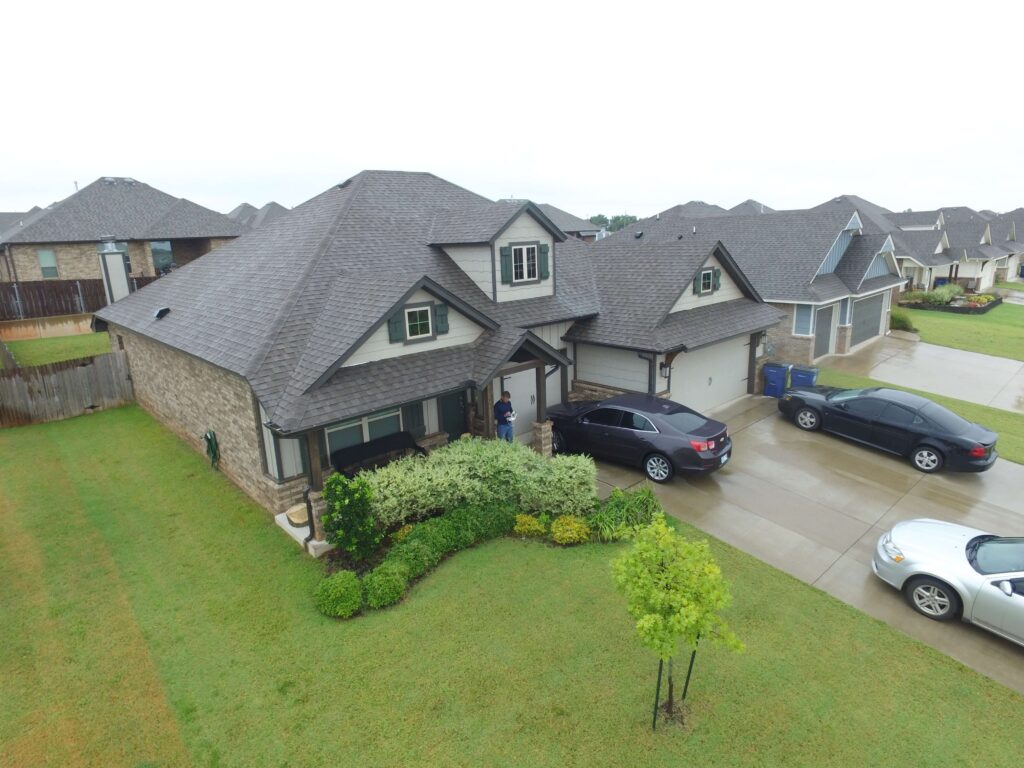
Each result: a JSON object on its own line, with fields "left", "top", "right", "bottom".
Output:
{"left": 438, "top": 391, "right": 466, "bottom": 443}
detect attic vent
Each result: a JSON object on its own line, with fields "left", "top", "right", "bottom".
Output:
{"left": 154, "top": 307, "right": 171, "bottom": 320}
{"left": 634, "top": 231, "right": 644, "bottom": 239}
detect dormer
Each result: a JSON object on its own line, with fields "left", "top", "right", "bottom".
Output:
{"left": 815, "top": 212, "right": 863, "bottom": 277}
{"left": 668, "top": 244, "right": 762, "bottom": 314}
{"left": 431, "top": 201, "right": 566, "bottom": 303}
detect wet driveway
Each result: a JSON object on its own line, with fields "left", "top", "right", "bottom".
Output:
{"left": 823, "top": 334, "right": 1024, "bottom": 414}
{"left": 596, "top": 395, "right": 1024, "bottom": 694}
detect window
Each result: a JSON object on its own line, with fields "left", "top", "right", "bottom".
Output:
{"left": 405, "top": 307, "right": 431, "bottom": 339}
{"left": 512, "top": 245, "right": 538, "bottom": 282}
{"left": 326, "top": 408, "right": 404, "bottom": 456}
{"left": 879, "top": 403, "right": 915, "bottom": 427}
{"left": 700, "top": 269, "right": 713, "bottom": 293}
{"left": 582, "top": 408, "right": 622, "bottom": 427}
{"left": 37, "top": 249, "right": 58, "bottom": 279}
{"left": 150, "top": 241, "right": 173, "bottom": 272}
{"left": 623, "top": 412, "right": 656, "bottom": 432}
{"left": 842, "top": 398, "right": 886, "bottom": 420}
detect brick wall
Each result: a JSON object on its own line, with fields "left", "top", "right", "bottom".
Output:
{"left": 765, "top": 303, "right": 814, "bottom": 364}
{"left": 568, "top": 379, "right": 626, "bottom": 402}
{"left": 8, "top": 241, "right": 152, "bottom": 281}
{"left": 111, "top": 324, "right": 305, "bottom": 512}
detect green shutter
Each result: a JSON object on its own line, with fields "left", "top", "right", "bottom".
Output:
{"left": 692, "top": 274, "right": 700, "bottom": 294}
{"left": 713, "top": 268, "right": 721, "bottom": 291}
{"left": 401, "top": 402, "right": 426, "bottom": 439}
{"left": 500, "top": 246, "right": 513, "bottom": 284}
{"left": 388, "top": 314, "right": 405, "bottom": 343}
{"left": 539, "top": 244, "right": 550, "bottom": 279}
{"left": 434, "top": 303, "right": 449, "bottom": 334}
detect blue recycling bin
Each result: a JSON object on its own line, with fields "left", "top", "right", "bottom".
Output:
{"left": 1019, "top": 264, "right": 1024, "bottom": 278}
{"left": 790, "top": 366, "right": 819, "bottom": 387}
{"left": 934, "top": 277, "right": 949, "bottom": 287}
{"left": 762, "top": 363, "right": 791, "bottom": 398}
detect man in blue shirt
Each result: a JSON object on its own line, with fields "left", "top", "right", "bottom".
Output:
{"left": 493, "top": 390, "right": 515, "bottom": 442}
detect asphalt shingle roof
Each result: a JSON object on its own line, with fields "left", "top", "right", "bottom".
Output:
{"left": 535, "top": 203, "right": 599, "bottom": 235}
{"left": 891, "top": 230, "right": 953, "bottom": 267}
{"left": 728, "top": 199, "right": 774, "bottom": 215}
{"left": 2, "top": 177, "right": 243, "bottom": 244}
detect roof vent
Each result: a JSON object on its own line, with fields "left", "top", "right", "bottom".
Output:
{"left": 154, "top": 307, "right": 171, "bottom": 320}
{"left": 692, "top": 225, "right": 697, "bottom": 235}
{"left": 634, "top": 231, "right": 644, "bottom": 239}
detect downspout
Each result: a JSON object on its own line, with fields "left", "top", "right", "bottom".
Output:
{"left": 637, "top": 352, "right": 657, "bottom": 395}
{"left": 302, "top": 485, "right": 315, "bottom": 553}
{"left": 3, "top": 244, "right": 18, "bottom": 283}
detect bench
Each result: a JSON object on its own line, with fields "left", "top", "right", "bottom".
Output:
{"left": 330, "top": 431, "right": 427, "bottom": 478}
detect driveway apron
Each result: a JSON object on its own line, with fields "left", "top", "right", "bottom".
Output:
{"left": 596, "top": 395, "right": 1024, "bottom": 695}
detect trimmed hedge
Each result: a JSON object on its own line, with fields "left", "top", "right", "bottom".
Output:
{"left": 363, "top": 561, "right": 410, "bottom": 609}
{"left": 314, "top": 570, "right": 363, "bottom": 618}
{"left": 550, "top": 515, "right": 591, "bottom": 546}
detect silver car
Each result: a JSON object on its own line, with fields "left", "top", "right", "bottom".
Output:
{"left": 873, "top": 519, "right": 1024, "bottom": 647}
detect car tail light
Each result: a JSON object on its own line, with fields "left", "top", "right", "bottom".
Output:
{"left": 690, "top": 440, "right": 710, "bottom": 452}
{"left": 968, "top": 444, "right": 987, "bottom": 458}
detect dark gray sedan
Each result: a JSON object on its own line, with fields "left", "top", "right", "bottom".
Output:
{"left": 547, "top": 394, "right": 731, "bottom": 483}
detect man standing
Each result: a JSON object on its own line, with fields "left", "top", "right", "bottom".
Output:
{"left": 494, "top": 390, "right": 515, "bottom": 443}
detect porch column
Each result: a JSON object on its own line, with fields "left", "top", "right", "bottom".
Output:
{"left": 482, "top": 381, "right": 495, "bottom": 437}
{"left": 305, "top": 430, "right": 324, "bottom": 491}
{"left": 535, "top": 362, "right": 547, "bottom": 422}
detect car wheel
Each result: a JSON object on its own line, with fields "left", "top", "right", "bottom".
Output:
{"left": 794, "top": 407, "right": 820, "bottom": 431}
{"left": 551, "top": 429, "right": 566, "bottom": 454}
{"left": 911, "top": 446, "right": 944, "bottom": 473}
{"left": 643, "top": 453, "right": 674, "bottom": 483}
{"left": 904, "top": 577, "right": 961, "bottom": 621}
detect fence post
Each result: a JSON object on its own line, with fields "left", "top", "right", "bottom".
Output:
{"left": 76, "top": 280, "right": 86, "bottom": 313}
{"left": 12, "top": 282, "right": 23, "bottom": 320}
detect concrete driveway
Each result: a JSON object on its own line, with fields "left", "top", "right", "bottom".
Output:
{"left": 824, "top": 334, "right": 1024, "bottom": 414}
{"left": 596, "top": 395, "right": 1024, "bottom": 694}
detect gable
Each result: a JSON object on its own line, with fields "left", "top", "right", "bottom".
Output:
{"left": 494, "top": 211, "right": 555, "bottom": 303}
{"left": 669, "top": 254, "right": 744, "bottom": 313}
{"left": 342, "top": 288, "right": 485, "bottom": 368}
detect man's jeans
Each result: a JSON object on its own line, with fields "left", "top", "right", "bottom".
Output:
{"left": 496, "top": 423, "right": 514, "bottom": 443}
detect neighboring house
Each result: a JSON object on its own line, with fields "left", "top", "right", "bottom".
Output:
{"left": 95, "top": 171, "right": 600, "bottom": 513}
{"left": 940, "top": 207, "right": 1006, "bottom": 291}
{"left": 562, "top": 234, "right": 784, "bottom": 414}
{"left": 611, "top": 202, "right": 905, "bottom": 364}
{"left": 660, "top": 201, "right": 731, "bottom": 218}
{"left": 0, "top": 177, "right": 243, "bottom": 302}
{"left": 729, "top": 199, "right": 774, "bottom": 215}
{"left": 227, "top": 201, "right": 290, "bottom": 230}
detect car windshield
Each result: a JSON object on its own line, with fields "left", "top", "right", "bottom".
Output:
{"left": 968, "top": 537, "right": 1024, "bottom": 575}
{"left": 827, "top": 388, "right": 867, "bottom": 402}
{"left": 920, "top": 402, "right": 972, "bottom": 435}
{"left": 660, "top": 408, "right": 708, "bottom": 433}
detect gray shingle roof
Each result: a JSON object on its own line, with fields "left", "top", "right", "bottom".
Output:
{"left": 2, "top": 177, "right": 243, "bottom": 244}
{"left": 729, "top": 199, "right": 774, "bottom": 215}
{"left": 535, "top": 203, "right": 600, "bottom": 235}
{"left": 661, "top": 201, "right": 730, "bottom": 218}
{"left": 809, "top": 195, "right": 895, "bottom": 234}
{"left": 888, "top": 210, "right": 941, "bottom": 227}
{"left": 96, "top": 171, "right": 598, "bottom": 434}
{"left": 832, "top": 233, "right": 889, "bottom": 291}
{"left": 891, "top": 230, "right": 953, "bottom": 267}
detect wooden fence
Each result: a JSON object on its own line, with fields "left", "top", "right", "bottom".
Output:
{"left": 0, "top": 350, "right": 134, "bottom": 427}
{"left": 0, "top": 276, "right": 161, "bottom": 321}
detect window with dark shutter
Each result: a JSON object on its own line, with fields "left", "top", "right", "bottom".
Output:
{"left": 539, "top": 244, "right": 550, "bottom": 279}
{"left": 388, "top": 314, "right": 405, "bottom": 343}
{"left": 434, "top": 304, "right": 449, "bottom": 334}
{"left": 692, "top": 274, "right": 701, "bottom": 294}
{"left": 712, "top": 268, "right": 721, "bottom": 291}
{"left": 500, "top": 246, "right": 513, "bottom": 284}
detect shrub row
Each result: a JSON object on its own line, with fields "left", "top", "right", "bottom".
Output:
{"left": 511, "top": 488, "right": 663, "bottom": 546}
{"left": 316, "top": 502, "right": 517, "bottom": 617}
{"left": 901, "top": 283, "right": 963, "bottom": 306}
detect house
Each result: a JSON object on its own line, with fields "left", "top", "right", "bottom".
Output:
{"left": 503, "top": 202, "right": 603, "bottom": 242}
{"left": 940, "top": 207, "right": 1007, "bottom": 291}
{"left": 227, "top": 201, "right": 290, "bottom": 230}
{"left": 561, "top": 234, "right": 784, "bottom": 414}
{"left": 0, "top": 177, "right": 244, "bottom": 302}
{"left": 94, "top": 171, "right": 602, "bottom": 515}
{"left": 609, "top": 203, "right": 905, "bottom": 365}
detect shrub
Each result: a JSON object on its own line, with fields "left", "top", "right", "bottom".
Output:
{"left": 392, "top": 524, "right": 414, "bottom": 543}
{"left": 363, "top": 561, "right": 410, "bottom": 608}
{"left": 550, "top": 515, "right": 591, "bottom": 546}
{"left": 321, "top": 474, "right": 382, "bottom": 562}
{"left": 314, "top": 570, "right": 363, "bottom": 618}
{"left": 521, "top": 454, "right": 598, "bottom": 518}
{"left": 471, "top": 502, "right": 518, "bottom": 540}
{"left": 902, "top": 284, "right": 963, "bottom": 306}
{"left": 890, "top": 308, "right": 916, "bottom": 333}
{"left": 404, "top": 516, "right": 460, "bottom": 558}
{"left": 514, "top": 514, "right": 547, "bottom": 538}
{"left": 967, "top": 294, "right": 994, "bottom": 305}
{"left": 385, "top": 540, "right": 441, "bottom": 579}
{"left": 589, "top": 489, "right": 662, "bottom": 542}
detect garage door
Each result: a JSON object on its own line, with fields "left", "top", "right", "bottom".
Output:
{"left": 814, "top": 304, "right": 834, "bottom": 359}
{"left": 670, "top": 335, "right": 750, "bottom": 414}
{"left": 851, "top": 294, "right": 885, "bottom": 347}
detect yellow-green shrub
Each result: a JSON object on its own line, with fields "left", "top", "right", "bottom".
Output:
{"left": 550, "top": 515, "right": 591, "bottom": 546}
{"left": 513, "top": 514, "right": 547, "bottom": 538}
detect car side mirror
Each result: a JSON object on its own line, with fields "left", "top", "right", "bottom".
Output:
{"left": 998, "top": 580, "right": 1014, "bottom": 597}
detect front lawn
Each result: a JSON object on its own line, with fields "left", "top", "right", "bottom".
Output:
{"left": 903, "top": 302, "right": 1024, "bottom": 362}
{"left": 6, "top": 332, "right": 111, "bottom": 367}
{"left": 818, "top": 367, "right": 1024, "bottom": 464}
{"left": 2, "top": 406, "right": 1022, "bottom": 767}
{"left": 994, "top": 280, "right": 1024, "bottom": 292}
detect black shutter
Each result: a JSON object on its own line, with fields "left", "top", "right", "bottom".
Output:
{"left": 713, "top": 268, "right": 721, "bottom": 291}
{"left": 434, "top": 304, "right": 449, "bottom": 334}
{"left": 692, "top": 274, "right": 700, "bottom": 294}
{"left": 401, "top": 402, "right": 426, "bottom": 439}
{"left": 539, "top": 244, "right": 550, "bottom": 279}
{"left": 388, "top": 314, "right": 405, "bottom": 343}
{"left": 500, "top": 246, "right": 513, "bottom": 284}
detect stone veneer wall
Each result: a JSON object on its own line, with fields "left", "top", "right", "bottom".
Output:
{"left": 111, "top": 324, "right": 305, "bottom": 512}
{"left": 765, "top": 303, "right": 814, "bottom": 365}
{"left": 568, "top": 379, "right": 627, "bottom": 402}
{"left": 7, "top": 241, "right": 153, "bottom": 281}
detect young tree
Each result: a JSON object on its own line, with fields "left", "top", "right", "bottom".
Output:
{"left": 589, "top": 214, "right": 609, "bottom": 228}
{"left": 613, "top": 515, "right": 742, "bottom": 728}
{"left": 608, "top": 214, "right": 638, "bottom": 231}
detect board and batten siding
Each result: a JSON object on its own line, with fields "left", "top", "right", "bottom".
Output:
{"left": 530, "top": 319, "right": 575, "bottom": 385}
{"left": 574, "top": 343, "right": 648, "bottom": 392}
{"left": 342, "top": 289, "right": 484, "bottom": 367}
{"left": 670, "top": 255, "right": 744, "bottom": 312}
{"left": 442, "top": 245, "right": 493, "bottom": 297}
{"left": 495, "top": 212, "right": 554, "bottom": 303}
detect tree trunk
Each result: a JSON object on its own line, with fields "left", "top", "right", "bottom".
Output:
{"left": 651, "top": 659, "right": 664, "bottom": 731}
{"left": 666, "top": 657, "right": 675, "bottom": 715}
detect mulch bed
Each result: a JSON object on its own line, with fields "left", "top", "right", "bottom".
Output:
{"left": 898, "top": 297, "right": 1002, "bottom": 315}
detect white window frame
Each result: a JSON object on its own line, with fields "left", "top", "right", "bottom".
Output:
{"left": 404, "top": 306, "right": 432, "bottom": 339}
{"left": 512, "top": 245, "right": 538, "bottom": 283}
{"left": 37, "top": 249, "right": 58, "bottom": 279}
{"left": 699, "top": 268, "right": 714, "bottom": 294}
{"left": 326, "top": 408, "right": 404, "bottom": 448}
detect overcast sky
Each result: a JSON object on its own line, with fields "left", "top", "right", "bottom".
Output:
{"left": 4, "top": 0, "right": 1023, "bottom": 219}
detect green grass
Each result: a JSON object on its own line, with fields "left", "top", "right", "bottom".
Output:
{"left": 6, "top": 332, "right": 111, "bottom": 367}
{"left": 903, "top": 302, "right": 1024, "bottom": 362}
{"left": 2, "top": 406, "right": 1023, "bottom": 767}
{"left": 994, "top": 280, "right": 1024, "bottom": 292}
{"left": 818, "top": 367, "right": 1024, "bottom": 464}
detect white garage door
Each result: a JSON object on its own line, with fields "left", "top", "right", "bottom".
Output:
{"left": 494, "top": 364, "right": 563, "bottom": 444}
{"left": 670, "top": 336, "right": 750, "bottom": 414}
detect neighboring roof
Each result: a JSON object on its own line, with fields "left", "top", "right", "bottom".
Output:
{"left": 967, "top": 244, "right": 1009, "bottom": 262}
{"left": 227, "top": 202, "right": 258, "bottom": 221}
{"left": 888, "top": 210, "right": 941, "bottom": 228}
{"left": 661, "top": 201, "right": 730, "bottom": 218}
{"left": 729, "top": 199, "right": 774, "bottom": 216}
{"left": 96, "top": 171, "right": 598, "bottom": 434}
{"left": 891, "top": 230, "right": 954, "bottom": 267}
{"left": 2, "top": 177, "right": 243, "bottom": 244}
{"left": 429, "top": 200, "right": 566, "bottom": 245}
{"left": 534, "top": 203, "right": 600, "bottom": 235}
{"left": 228, "top": 201, "right": 289, "bottom": 230}
{"left": 0, "top": 207, "right": 41, "bottom": 234}
{"left": 809, "top": 195, "right": 895, "bottom": 234}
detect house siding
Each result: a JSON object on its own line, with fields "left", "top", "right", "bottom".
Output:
{"left": 766, "top": 303, "right": 814, "bottom": 364}
{"left": 7, "top": 241, "right": 151, "bottom": 281}
{"left": 342, "top": 288, "right": 484, "bottom": 367}
{"left": 574, "top": 343, "right": 648, "bottom": 392}
{"left": 670, "top": 255, "right": 743, "bottom": 312}
{"left": 495, "top": 212, "right": 554, "bottom": 302}
{"left": 111, "top": 324, "right": 305, "bottom": 512}
{"left": 442, "top": 245, "right": 493, "bottom": 298}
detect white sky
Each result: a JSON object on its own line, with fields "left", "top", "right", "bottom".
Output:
{"left": 3, "top": 0, "right": 1023, "bottom": 218}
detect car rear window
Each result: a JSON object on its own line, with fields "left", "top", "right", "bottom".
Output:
{"left": 660, "top": 410, "right": 707, "bottom": 433}
{"left": 974, "top": 538, "right": 1024, "bottom": 574}
{"left": 920, "top": 402, "right": 971, "bottom": 435}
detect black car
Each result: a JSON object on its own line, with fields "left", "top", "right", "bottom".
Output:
{"left": 547, "top": 394, "right": 732, "bottom": 483}
{"left": 778, "top": 386, "right": 998, "bottom": 473}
